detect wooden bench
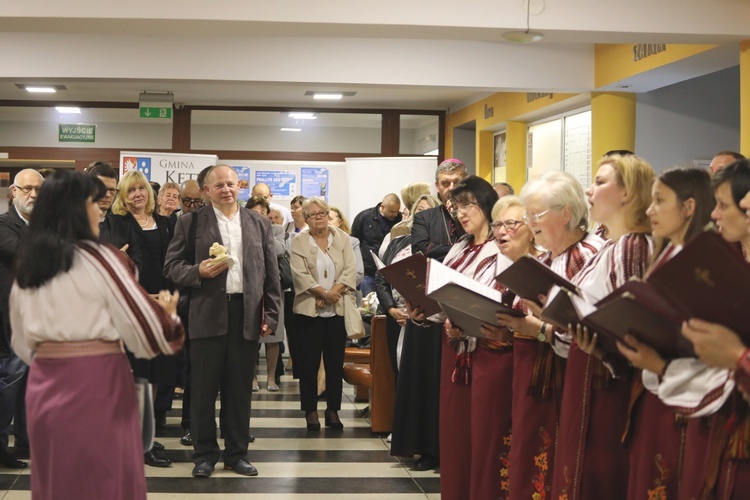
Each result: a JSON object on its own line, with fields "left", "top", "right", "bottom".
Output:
{"left": 342, "top": 315, "right": 396, "bottom": 433}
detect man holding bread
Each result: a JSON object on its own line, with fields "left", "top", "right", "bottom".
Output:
{"left": 165, "top": 164, "right": 281, "bottom": 478}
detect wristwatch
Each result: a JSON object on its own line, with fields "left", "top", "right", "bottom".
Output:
{"left": 537, "top": 322, "right": 548, "bottom": 342}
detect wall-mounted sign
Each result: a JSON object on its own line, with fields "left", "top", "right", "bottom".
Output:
{"left": 59, "top": 123, "right": 96, "bottom": 143}
{"left": 633, "top": 44, "right": 667, "bottom": 62}
{"left": 120, "top": 151, "right": 217, "bottom": 184}
{"left": 526, "top": 93, "right": 553, "bottom": 103}
{"left": 139, "top": 107, "right": 172, "bottom": 119}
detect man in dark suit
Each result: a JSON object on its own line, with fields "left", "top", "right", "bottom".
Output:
{"left": 411, "top": 158, "right": 468, "bottom": 261}
{"left": 165, "top": 165, "right": 281, "bottom": 478}
{"left": 0, "top": 169, "right": 43, "bottom": 469}
{"left": 85, "top": 161, "right": 142, "bottom": 269}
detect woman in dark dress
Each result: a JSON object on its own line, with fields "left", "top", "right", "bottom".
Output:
{"left": 112, "top": 170, "right": 175, "bottom": 467}
{"left": 376, "top": 194, "right": 441, "bottom": 470}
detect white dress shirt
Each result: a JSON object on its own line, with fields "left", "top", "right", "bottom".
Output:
{"left": 213, "top": 205, "right": 244, "bottom": 294}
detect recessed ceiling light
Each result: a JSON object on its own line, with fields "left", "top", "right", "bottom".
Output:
{"left": 616, "top": 84, "right": 632, "bottom": 89}
{"left": 281, "top": 128, "right": 302, "bottom": 132}
{"left": 304, "top": 91, "right": 357, "bottom": 99}
{"left": 25, "top": 86, "right": 57, "bottom": 93}
{"left": 288, "top": 112, "right": 317, "bottom": 120}
{"left": 55, "top": 106, "right": 81, "bottom": 114}
{"left": 313, "top": 93, "right": 343, "bottom": 100}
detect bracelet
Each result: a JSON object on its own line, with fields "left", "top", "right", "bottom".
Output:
{"left": 324, "top": 289, "right": 330, "bottom": 298}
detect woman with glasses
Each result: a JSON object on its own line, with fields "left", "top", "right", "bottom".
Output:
{"left": 111, "top": 170, "right": 177, "bottom": 468}
{"left": 549, "top": 154, "right": 655, "bottom": 500}
{"left": 408, "top": 176, "right": 505, "bottom": 499}
{"left": 290, "top": 197, "right": 357, "bottom": 431}
{"left": 487, "top": 172, "right": 605, "bottom": 499}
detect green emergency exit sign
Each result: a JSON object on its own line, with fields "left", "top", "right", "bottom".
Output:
{"left": 139, "top": 107, "right": 172, "bottom": 119}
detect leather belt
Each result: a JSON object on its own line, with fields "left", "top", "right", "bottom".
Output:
{"left": 227, "top": 293, "right": 243, "bottom": 301}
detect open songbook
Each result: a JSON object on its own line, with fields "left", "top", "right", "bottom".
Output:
{"left": 540, "top": 231, "right": 750, "bottom": 359}
{"left": 425, "top": 256, "right": 521, "bottom": 338}
{"left": 375, "top": 253, "right": 442, "bottom": 317}
{"left": 495, "top": 255, "right": 580, "bottom": 305}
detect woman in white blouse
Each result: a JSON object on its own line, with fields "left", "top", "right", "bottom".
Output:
{"left": 11, "top": 170, "right": 183, "bottom": 500}
{"left": 290, "top": 197, "right": 357, "bottom": 431}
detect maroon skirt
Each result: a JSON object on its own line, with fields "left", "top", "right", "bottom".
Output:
{"left": 551, "top": 343, "right": 631, "bottom": 500}
{"left": 510, "top": 337, "right": 561, "bottom": 500}
{"left": 26, "top": 350, "right": 146, "bottom": 500}
{"left": 627, "top": 389, "right": 686, "bottom": 500}
{"left": 439, "top": 334, "right": 472, "bottom": 500}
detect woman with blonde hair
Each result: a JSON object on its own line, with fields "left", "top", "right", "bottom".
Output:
{"left": 379, "top": 182, "right": 432, "bottom": 256}
{"left": 156, "top": 182, "right": 180, "bottom": 217}
{"left": 112, "top": 170, "right": 176, "bottom": 467}
{"left": 549, "top": 154, "right": 655, "bottom": 499}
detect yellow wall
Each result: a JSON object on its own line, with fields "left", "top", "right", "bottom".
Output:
{"left": 595, "top": 43, "right": 717, "bottom": 88}
{"left": 591, "top": 92, "right": 636, "bottom": 165}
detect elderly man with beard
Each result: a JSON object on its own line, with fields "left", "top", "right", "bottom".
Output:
{"left": 0, "top": 169, "right": 43, "bottom": 468}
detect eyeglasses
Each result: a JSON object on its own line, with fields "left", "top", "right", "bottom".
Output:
{"left": 105, "top": 188, "right": 119, "bottom": 196}
{"left": 306, "top": 211, "right": 328, "bottom": 220}
{"left": 491, "top": 219, "right": 524, "bottom": 232}
{"left": 449, "top": 201, "right": 477, "bottom": 216}
{"left": 181, "top": 197, "right": 204, "bottom": 208}
{"left": 13, "top": 185, "right": 42, "bottom": 195}
{"left": 523, "top": 208, "right": 553, "bottom": 223}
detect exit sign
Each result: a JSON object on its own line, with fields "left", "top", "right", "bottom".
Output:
{"left": 139, "top": 107, "right": 172, "bottom": 119}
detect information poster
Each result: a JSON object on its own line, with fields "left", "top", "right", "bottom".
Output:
{"left": 254, "top": 170, "right": 297, "bottom": 200}
{"left": 233, "top": 166, "right": 252, "bottom": 205}
{"left": 300, "top": 167, "right": 329, "bottom": 201}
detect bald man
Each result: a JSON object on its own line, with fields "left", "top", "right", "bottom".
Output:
{"left": 709, "top": 151, "right": 745, "bottom": 174}
{"left": 180, "top": 180, "right": 205, "bottom": 214}
{"left": 0, "top": 168, "right": 44, "bottom": 468}
{"left": 351, "top": 193, "right": 402, "bottom": 296}
{"left": 251, "top": 183, "right": 293, "bottom": 224}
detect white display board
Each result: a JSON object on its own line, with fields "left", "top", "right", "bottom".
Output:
{"left": 119, "top": 151, "right": 218, "bottom": 184}
{"left": 344, "top": 157, "right": 438, "bottom": 221}
{"left": 563, "top": 110, "right": 592, "bottom": 188}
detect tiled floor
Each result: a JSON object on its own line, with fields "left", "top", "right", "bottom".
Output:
{"left": 0, "top": 359, "right": 441, "bottom": 499}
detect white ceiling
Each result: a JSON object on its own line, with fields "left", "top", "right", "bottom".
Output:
{"left": 0, "top": 0, "right": 748, "bottom": 113}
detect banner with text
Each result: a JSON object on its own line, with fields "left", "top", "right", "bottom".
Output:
{"left": 119, "top": 151, "right": 218, "bottom": 185}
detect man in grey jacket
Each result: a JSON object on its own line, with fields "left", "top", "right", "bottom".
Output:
{"left": 164, "top": 165, "right": 281, "bottom": 478}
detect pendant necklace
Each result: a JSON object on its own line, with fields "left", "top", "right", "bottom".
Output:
{"left": 442, "top": 209, "right": 453, "bottom": 244}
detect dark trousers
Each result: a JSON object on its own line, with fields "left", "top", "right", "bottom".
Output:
{"left": 284, "top": 291, "right": 299, "bottom": 378}
{"left": 0, "top": 355, "right": 28, "bottom": 449}
{"left": 180, "top": 337, "right": 191, "bottom": 431}
{"left": 295, "top": 314, "right": 346, "bottom": 413}
{"left": 190, "top": 301, "right": 258, "bottom": 465}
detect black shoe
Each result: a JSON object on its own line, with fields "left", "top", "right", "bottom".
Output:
{"left": 192, "top": 461, "right": 214, "bottom": 478}
{"left": 224, "top": 459, "right": 258, "bottom": 476}
{"left": 249, "top": 434, "right": 256, "bottom": 443}
{"left": 12, "top": 446, "right": 30, "bottom": 460}
{"left": 305, "top": 411, "right": 321, "bottom": 431}
{"left": 144, "top": 450, "right": 172, "bottom": 468}
{"left": 152, "top": 441, "right": 165, "bottom": 451}
{"left": 180, "top": 430, "right": 193, "bottom": 446}
{"left": 324, "top": 409, "right": 344, "bottom": 430}
{"left": 0, "top": 448, "right": 26, "bottom": 469}
{"left": 411, "top": 454, "right": 439, "bottom": 471}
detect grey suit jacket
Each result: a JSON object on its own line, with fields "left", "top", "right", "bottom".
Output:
{"left": 164, "top": 205, "right": 281, "bottom": 341}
